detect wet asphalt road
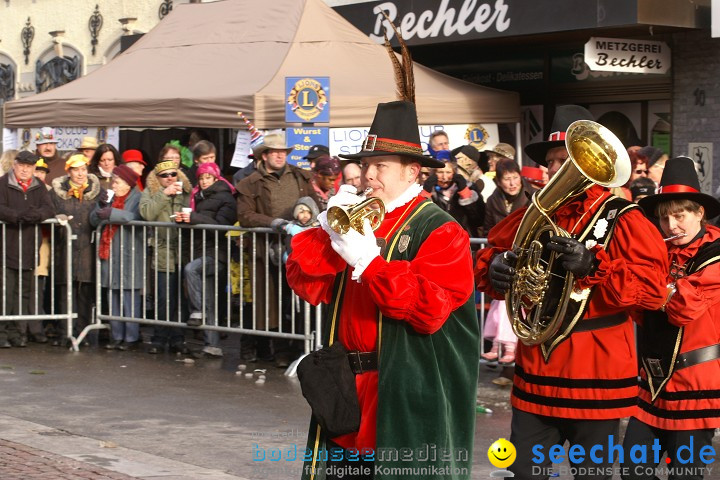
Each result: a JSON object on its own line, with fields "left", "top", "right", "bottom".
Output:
{"left": 0, "top": 333, "right": 513, "bottom": 479}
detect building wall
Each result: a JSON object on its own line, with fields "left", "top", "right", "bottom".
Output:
{"left": 672, "top": 29, "right": 720, "bottom": 194}
{"left": 0, "top": 0, "right": 194, "bottom": 99}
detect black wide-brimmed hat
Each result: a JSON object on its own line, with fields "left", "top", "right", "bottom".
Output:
{"left": 525, "top": 105, "right": 595, "bottom": 167}
{"left": 339, "top": 101, "right": 443, "bottom": 168}
{"left": 638, "top": 156, "right": 720, "bottom": 218}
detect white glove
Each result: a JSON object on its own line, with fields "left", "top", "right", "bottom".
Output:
{"left": 319, "top": 184, "right": 364, "bottom": 237}
{"left": 330, "top": 219, "right": 381, "bottom": 280}
{"left": 327, "top": 184, "right": 363, "bottom": 210}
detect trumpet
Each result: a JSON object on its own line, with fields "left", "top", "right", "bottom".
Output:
{"left": 326, "top": 188, "right": 385, "bottom": 234}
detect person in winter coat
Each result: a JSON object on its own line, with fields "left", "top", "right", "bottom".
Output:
{"left": 90, "top": 164, "right": 143, "bottom": 350}
{"left": 50, "top": 154, "right": 105, "bottom": 347}
{"left": 423, "top": 161, "right": 485, "bottom": 238}
{"left": 139, "top": 160, "right": 192, "bottom": 354}
{"left": 0, "top": 151, "right": 55, "bottom": 348}
{"left": 178, "top": 162, "right": 237, "bottom": 357}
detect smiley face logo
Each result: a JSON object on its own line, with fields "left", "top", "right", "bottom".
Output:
{"left": 487, "top": 438, "right": 516, "bottom": 469}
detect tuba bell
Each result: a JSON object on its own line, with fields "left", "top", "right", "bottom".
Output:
{"left": 326, "top": 191, "right": 385, "bottom": 235}
{"left": 506, "top": 120, "right": 631, "bottom": 345}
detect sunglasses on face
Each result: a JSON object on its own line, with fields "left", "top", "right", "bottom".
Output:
{"left": 157, "top": 171, "right": 178, "bottom": 178}
{"left": 635, "top": 169, "right": 648, "bottom": 174}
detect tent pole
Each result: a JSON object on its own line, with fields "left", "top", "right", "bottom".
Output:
{"left": 515, "top": 122, "right": 522, "bottom": 166}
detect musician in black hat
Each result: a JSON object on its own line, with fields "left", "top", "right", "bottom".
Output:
{"left": 474, "top": 105, "right": 669, "bottom": 479}
{"left": 622, "top": 157, "right": 720, "bottom": 480}
{"left": 287, "top": 100, "right": 479, "bottom": 480}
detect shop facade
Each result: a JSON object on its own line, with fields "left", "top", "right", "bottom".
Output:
{"left": 332, "top": 0, "right": 718, "bottom": 192}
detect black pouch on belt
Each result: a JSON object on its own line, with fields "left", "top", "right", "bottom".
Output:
{"left": 296, "top": 342, "right": 360, "bottom": 437}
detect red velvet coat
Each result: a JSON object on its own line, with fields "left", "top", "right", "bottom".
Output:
{"left": 287, "top": 195, "right": 476, "bottom": 450}
{"left": 637, "top": 225, "right": 720, "bottom": 430}
{"left": 474, "top": 185, "right": 668, "bottom": 420}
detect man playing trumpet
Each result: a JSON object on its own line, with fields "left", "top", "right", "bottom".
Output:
{"left": 474, "top": 105, "right": 669, "bottom": 480}
{"left": 287, "top": 100, "right": 479, "bottom": 480}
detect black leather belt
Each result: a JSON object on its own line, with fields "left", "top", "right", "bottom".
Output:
{"left": 574, "top": 313, "right": 626, "bottom": 333}
{"left": 347, "top": 351, "right": 378, "bottom": 374}
{"left": 676, "top": 344, "right": 720, "bottom": 371}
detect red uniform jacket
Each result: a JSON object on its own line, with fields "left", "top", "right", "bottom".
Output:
{"left": 474, "top": 185, "right": 668, "bottom": 420}
{"left": 637, "top": 225, "right": 720, "bottom": 430}
{"left": 287, "top": 195, "right": 475, "bottom": 450}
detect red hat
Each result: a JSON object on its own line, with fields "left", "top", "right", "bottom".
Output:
{"left": 521, "top": 166, "right": 546, "bottom": 187}
{"left": 112, "top": 164, "right": 140, "bottom": 188}
{"left": 122, "top": 149, "right": 146, "bottom": 165}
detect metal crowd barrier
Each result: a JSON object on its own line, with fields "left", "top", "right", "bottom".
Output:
{"left": 469, "top": 238, "right": 490, "bottom": 358}
{"left": 0, "top": 219, "right": 77, "bottom": 347}
{"left": 88, "top": 220, "right": 320, "bottom": 361}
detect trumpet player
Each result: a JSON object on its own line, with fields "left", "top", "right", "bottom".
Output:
{"left": 287, "top": 101, "right": 479, "bottom": 480}
{"left": 474, "top": 105, "right": 669, "bottom": 480}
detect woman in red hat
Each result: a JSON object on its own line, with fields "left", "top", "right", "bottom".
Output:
{"left": 623, "top": 156, "right": 720, "bottom": 479}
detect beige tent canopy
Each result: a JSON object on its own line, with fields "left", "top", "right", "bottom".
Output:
{"left": 3, "top": 0, "right": 519, "bottom": 129}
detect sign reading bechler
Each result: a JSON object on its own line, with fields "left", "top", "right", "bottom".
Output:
{"left": 286, "top": 76, "right": 330, "bottom": 123}
{"left": 584, "top": 37, "right": 670, "bottom": 74}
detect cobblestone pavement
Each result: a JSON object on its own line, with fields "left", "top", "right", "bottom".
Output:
{"left": 0, "top": 438, "right": 138, "bottom": 479}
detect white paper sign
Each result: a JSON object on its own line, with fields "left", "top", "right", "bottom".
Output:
{"left": 328, "top": 124, "right": 500, "bottom": 157}
{"left": 584, "top": 37, "right": 670, "bottom": 74}
{"left": 231, "top": 130, "right": 252, "bottom": 168}
{"left": 689, "top": 142, "right": 713, "bottom": 194}
{"left": 3, "top": 128, "right": 18, "bottom": 151}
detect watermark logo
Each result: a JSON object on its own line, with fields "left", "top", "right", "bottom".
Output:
{"left": 488, "top": 438, "right": 515, "bottom": 477}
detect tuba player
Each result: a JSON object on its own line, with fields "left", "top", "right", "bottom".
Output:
{"left": 474, "top": 105, "right": 669, "bottom": 480}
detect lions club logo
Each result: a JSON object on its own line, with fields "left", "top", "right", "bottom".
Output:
{"left": 287, "top": 78, "right": 328, "bottom": 122}
{"left": 465, "top": 124, "right": 490, "bottom": 150}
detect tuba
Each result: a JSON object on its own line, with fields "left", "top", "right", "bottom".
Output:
{"left": 326, "top": 190, "right": 385, "bottom": 235}
{"left": 506, "top": 120, "right": 631, "bottom": 345}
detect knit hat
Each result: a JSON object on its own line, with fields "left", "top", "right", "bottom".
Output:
{"left": 197, "top": 161, "right": 223, "bottom": 179}
{"left": 112, "top": 164, "right": 139, "bottom": 188}
{"left": 154, "top": 161, "right": 176, "bottom": 174}
{"left": 15, "top": 150, "right": 39, "bottom": 165}
{"left": 313, "top": 156, "right": 341, "bottom": 176}
{"left": 122, "top": 149, "right": 146, "bottom": 165}
{"left": 637, "top": 146, "right": 665, "bottom": 168}
{"left": 65, "top": 153, "right": 89, "bottom": 171}
{"left": 35, "top": 158, "right": 50, "bottom": 172}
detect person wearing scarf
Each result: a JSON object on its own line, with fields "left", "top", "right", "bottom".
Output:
{"left": 49, "top": 153, "right": 103, "bottom": 347}
{"left": 90, "top": 164, "right": 143, "bottom": 350}
{"left": 178, "top": 161, "right": 237, "bottom": 357}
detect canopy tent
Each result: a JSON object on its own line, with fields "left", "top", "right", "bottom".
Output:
{"left": 3, "top": 0, "right": 520, "bottom": 129}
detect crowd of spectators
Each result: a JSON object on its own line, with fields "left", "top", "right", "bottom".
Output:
{"left": 0, "top": 126, "right": 676, "bottom": 367}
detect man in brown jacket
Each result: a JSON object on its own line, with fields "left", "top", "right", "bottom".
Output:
{"left": 236, "top": 133, "right": 318, "bottom": 364}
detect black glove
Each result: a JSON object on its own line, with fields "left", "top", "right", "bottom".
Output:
{"left": 452, "top": 174, "right": 468, "bottom": 190}
{"left": 489, "top": 250, "right": 518, "bottom": 294}
{"left": 96, "top": 206, "right": 112, "bottom": 220}
{"left": 423, "top": 173, "right": 438, "bottom": 193}
{"left": 546, "top": 235, "right": 597, "bottom": 278}
{"left": 18, "top": 209, "right": 42, "bottom": 224}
